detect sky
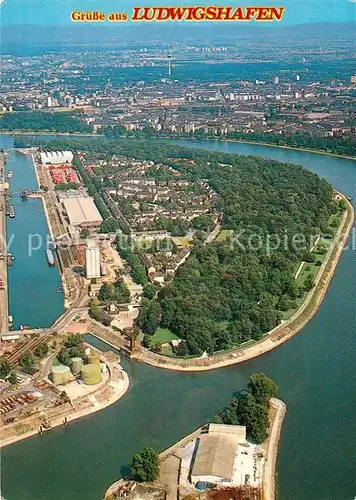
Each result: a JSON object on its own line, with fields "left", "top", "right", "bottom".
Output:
{"left": 0, "top": 0, "right": 355, "bottom": 26}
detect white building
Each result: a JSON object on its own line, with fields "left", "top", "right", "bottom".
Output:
{"left": 40, "top": 150, "right": 73, "bottom": 164}
{"left": 47, "top": 96, "right": 52, "bottom": 108}
{"left": 85, "top": 241, "right": 101, "bottom": 279}
{"left": 190, "top": 424, "right": 251, "bottom": 487}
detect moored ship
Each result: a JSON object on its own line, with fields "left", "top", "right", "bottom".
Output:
{"left": 46, "top": 247, "right": 55, "bottom": 266}
{"left": 7, "top": 170, "right": 13, "bottom": 180}
{"left": 7, "top": 253, "right": 15, "bottom": 267}
{"left": 8, "top": 205, "right": 15, "bottom": 218}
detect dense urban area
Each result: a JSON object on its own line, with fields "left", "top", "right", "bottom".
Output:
{"left": 1, "top": 23, "right": 356, "bottom": 156}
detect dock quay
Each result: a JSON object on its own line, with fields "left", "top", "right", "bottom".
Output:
{"left": 0, "top": 152, "right": 9, "bottom": 336}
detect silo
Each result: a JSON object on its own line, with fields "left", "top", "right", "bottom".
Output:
{"left": 71, "top": 357, "right": 83, "bottom": 375}
{"left": 51, "top": 365, "right": 71, "bottom": 385}
{"left": 88, "top": 351, "right": 101, "bottom": 365}
{"left": 81, "top": 364, "right": 102, "bottom": 385}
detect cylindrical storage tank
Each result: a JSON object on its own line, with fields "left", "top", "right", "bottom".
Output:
{"left": 100, "top": 362, "right": 107, "bottom": 374}
{"left": 87, "top": 351, "right": 100, "bottom": 365}
{"left": 51, "top": 365, "right": 71, "bottom": 385}
{"left": 71, "top": 357, "right": 83, "bottom": 375}
{"left": 81, "top": 364, "right": 102, "bottom": 385}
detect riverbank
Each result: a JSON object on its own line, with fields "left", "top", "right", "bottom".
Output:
{"left": 133, "top": 193, "right": 355, "bottom": 372}
{"left": 2, "top": 130, "right": 356, "bottom": 161}
{"left": 0, "top": 356, "right": 130, "bottom": 448}
{"left": 262, "top": 398, "right": 287, "bottom": 500}
{"left": 0, "top": 130, "right": 102, "bottom": 137}
{"left": 221, "top": 138, "right": 356, "bottom": 161}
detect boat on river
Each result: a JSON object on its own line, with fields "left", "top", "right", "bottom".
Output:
{"left": 8, "top": 205, "right": 15, "bottom": 218}
{"left": 46, "top": 247, "right": 55, "bottom": 266}
{"left": 7, "top": 253, "right": 14, "bottom": 267}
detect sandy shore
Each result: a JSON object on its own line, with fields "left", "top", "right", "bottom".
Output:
{"left": 133, "top": 194, "right": 355, "bottom": 372}
{"left": 0, "top": 365, "right": 130, "bottom": 448}
{"left": 262, "top": 398, "right": 287, "bottom": 500}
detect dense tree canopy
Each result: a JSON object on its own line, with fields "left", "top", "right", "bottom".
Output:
{"left": 247, "top": 373, "right": 279, "bottom": 405}
{"left": 98, "top": 280, "right": 130, "bottom": 304}
{"left": 131, "top": 447, "right": 160, "bottom": 482}
{"left": 212, "top": 372, "right": 278, "bottom": 444}
{"left": 0, "top": 111, "right": 92, "bottom": 133}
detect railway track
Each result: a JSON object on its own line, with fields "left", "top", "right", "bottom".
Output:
{"left": 5, "top": 334, "right": 50, "bottom": 364}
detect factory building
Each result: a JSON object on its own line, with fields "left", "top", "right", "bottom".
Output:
{"left": 62, "top": 196, "right": 103, "bottom": 228}
{"left": 190, "top": 424, "right": 247, "bottom": 487}
{"left": 85, "top": 241, "right": 101, "bottom": 279}
{"left": 40, "top": 150, "right": 74, "bottom": 164}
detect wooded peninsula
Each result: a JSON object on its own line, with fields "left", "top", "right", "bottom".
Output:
{"left": 13, "top": 137, "right": 342, "bottom": 357}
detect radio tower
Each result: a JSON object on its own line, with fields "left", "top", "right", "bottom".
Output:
{"left": 168, "top": 52, "right": 172, "bottom": 77}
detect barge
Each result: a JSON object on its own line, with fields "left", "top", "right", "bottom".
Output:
{"left": 46, "top": 247, "right": 55, "bottom": 266}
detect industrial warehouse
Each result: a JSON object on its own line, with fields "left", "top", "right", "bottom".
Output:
{"left": 40, "top": 150, "right": 73, "bottom": 165}
{"left": 61, "top": 196, "right": 103, "bottom": 228}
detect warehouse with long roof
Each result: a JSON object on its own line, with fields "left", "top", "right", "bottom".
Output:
{"left": 190, "top": 424, "right": 247, "bottom": 486}
{"left": 62, "top": 197, "right": 103, "bottom": 228}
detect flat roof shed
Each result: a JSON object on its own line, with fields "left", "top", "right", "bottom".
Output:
{"left": 62, "top": 197, "right": 103, "bottom": 227}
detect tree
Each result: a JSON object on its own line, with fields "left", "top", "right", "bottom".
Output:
{"left": 153, "top": 343, "right": 162, "bottom": 353}
{"left": 34, "top": 342, "right": 49, "bottom": 358}
{"left": 0, "top": 358, "right": 12, "bottom": 379}
{"left": 64, "top": 333, "right": 84, "bottom": 348}
{"left": 80, "top": 228, "right": 90, "bottom": 239}
{"left": 100, "top": 217, "right": 120, "bottom": 234}
{"left": 142, "top": 283, "right": 157, "bottom": 300}
{"left": 19, "top": 351, "right": 36, "bottom": 370}
{"left": 304, "top": 273, "right": 315, "bottom": 291}
{"left": 247, "top": 373, "right": 279, "bottom": 405}
{"left": 235, "top": 391, "right": 269, "bottom": 444}
{"left": 138, "top": 300, "right": 161, "bottom": 335}
{"left": 126, "top": 327, "right": 140, "bottom": 349}
{"left": 131, "top": 447, "right": 159, "bottom": 482}
{"left": 8, "top": 371, "right": 19, "bottom": 385}
{"left": 57, "top": 348, "right": 73, "bottom": 367}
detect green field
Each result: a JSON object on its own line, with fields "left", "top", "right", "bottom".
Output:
{"left": 215, "top": 229, "right": 233, "bottom": 242}
{"left": 148, "top": 328, "right": 179, "bottom": 348}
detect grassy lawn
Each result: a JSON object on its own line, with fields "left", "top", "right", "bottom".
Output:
{"left": 171, "top": 236, "right": 193, "bottom": 248}
{"left": 296, "top": 263, "right": 320, "bottom": 288}
{"left": 215, "top": 229, "right": 233, "bottom": 242}
{"left": 149, "top": 328, "right": 179, "bottom": 347}
{"left": 327, "top": 214, "right": 342, "bottom": 236}
{"left": 281, "top": 297, "right": 304, "bottom": 321}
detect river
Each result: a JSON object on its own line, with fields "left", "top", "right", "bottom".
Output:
{"left": 1, "top": 136, "right": 355, "bottom": 500}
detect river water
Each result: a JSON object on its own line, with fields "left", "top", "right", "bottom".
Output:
{"left": 3, "top": 142, "right": 64, "bottom": 329}
{"left": 1, "top": 136, "right": 355, "bottom": 500}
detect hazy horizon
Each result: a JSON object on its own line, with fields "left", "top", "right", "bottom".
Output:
{"left": 1, "top": 0, "right": 354, "bottom": 26}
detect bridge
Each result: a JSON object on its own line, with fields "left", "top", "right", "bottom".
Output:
{"left": 2, "top": 306, "right": 131, "bottom": 359}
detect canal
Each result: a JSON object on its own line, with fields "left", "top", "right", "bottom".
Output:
{"left": 1, "top": 136, "right": 355, "bottom": 500}
{"left": 2, "top": 138, "right": 64, "bottom": 329}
